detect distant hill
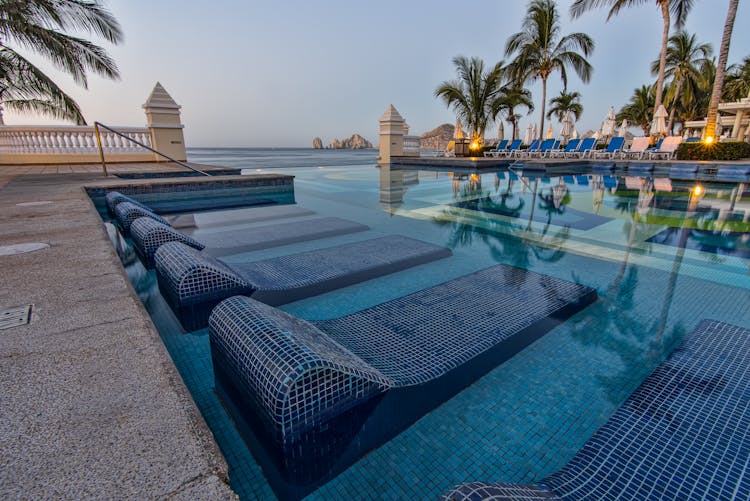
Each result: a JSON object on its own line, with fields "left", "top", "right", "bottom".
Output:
{"left": 420, "top": 123, "right": 454, "bottom": 150}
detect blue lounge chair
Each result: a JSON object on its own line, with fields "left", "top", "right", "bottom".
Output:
{"left": 483, "top": 139, "right": 509, "bottom": 157}
{"left": 533, "top": 139, "right": 560, "bottom": 158}
{"left": 684, "top": 136, "right": 700, "bottom": 143}
{"left": 496, "top": 139, "right": 522, "bottom": 157}
{"left": 592, "top": 136, "right": 625, "bottom": 159}
{"left": 563, "top": 137, "right": 596, "bottom": 158}
{"left": 513, "top": 139, "right": 540, "bottom": 158}
{"left": 549, "top": 138, "right": 580, "bottom": 158}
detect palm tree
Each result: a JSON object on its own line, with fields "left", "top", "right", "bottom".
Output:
{"left": 435, "top": 56, "right": 507, "bottom": 141}
{"left": 675, "top": 58, "right": 715, "bottom": 126}
{"left": 723, "top": 56, "right": 750, "bottom": 101}
{"left": 546, "top": 90, "right": 584, "bottom": 123}
{"left": 704, "top": 0, "right": 739, "bottom": 142}
{"left": 506, "top": 0, "right": 594, "bottom": 142}
{"left": 0, "top": 0, "right": 122, "bottom": 124}
{"left": 651, "top": 31, "right": 712, "bottom": 133}
{"left": 571, "top": 0, "right": 695, "bottom": 120}
{"left": 617, "top": 85, "right": 656, "bottom": 135}
{"left": 495, "top": 84, "right": 534, "bottom": 141}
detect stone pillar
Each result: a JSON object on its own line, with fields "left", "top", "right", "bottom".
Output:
{"left": 143, "top": 82, "right": 187, "bottom": 161}
{"left": 732, "top": 110, "right": 744, "bottom": 139}
{"left": 378, "top": 104, "right": 404, "bottom": 165}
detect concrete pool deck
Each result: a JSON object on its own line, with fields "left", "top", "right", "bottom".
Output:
{"left": 0, "top": 169, "right": 254, "bottom": 498}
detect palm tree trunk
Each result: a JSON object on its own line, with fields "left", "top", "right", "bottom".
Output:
{"left": 705, "top": 0, "right": 739, "bottom": 141}
{"left": 539, "top": 77, "right": 548, "bottom": 142}
{"left": 654, "top": 0, "right": 670, "bottom": 115}
{"left": 667, "top": 77, "right": 684, "bottom": 133}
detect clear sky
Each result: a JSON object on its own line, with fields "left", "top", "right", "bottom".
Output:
{"left": 5, "top": 0, "right": 749, "bottom": 147}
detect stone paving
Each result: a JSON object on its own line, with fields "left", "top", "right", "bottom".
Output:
{"left": 0, "top": 170, "right": 239, "bottom": 498}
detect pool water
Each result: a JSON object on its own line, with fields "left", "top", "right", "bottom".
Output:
{"left": 124, "top": 153, "right": 749, "bottom": 500}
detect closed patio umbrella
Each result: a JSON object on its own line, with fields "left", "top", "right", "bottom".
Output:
{"left": 650, "top": 104, "right": 667, "bottom": 136}
{"left": 497, "top": 122, "right": 505, "bottom": 141}
{"left": 571, "top": 128, "right": 579, "bottom": 140}
{"left": 617, "top": 119, "right": 629, "bottom": 137}
{"left": 560, "top": 111, "right": 574, "bottom": 141}
{"left": 523, "top": 124, "right": 533, "bottom": 145}
{"left": 546, "top": 124, "right": 554, "bottom": 139}
{"left": 532, "top": 123, "right": 539, "bottom": 141}
{"left": 601, "top": 107, "right": 617, "bottom": 138}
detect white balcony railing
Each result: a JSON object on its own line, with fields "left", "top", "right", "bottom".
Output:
{"left": 0, "top": 125, "right": 152, "bottom": 154}
{"left": 403, "top": 135, "right": 421, "bottom": 156}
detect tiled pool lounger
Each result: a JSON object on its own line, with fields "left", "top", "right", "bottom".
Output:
{"left": 155, "top": 236, "right": 452, "bottom": 330}
{"left": 209, "top": 265, "right": 597, "bottom": 444}
{"left": 443, "top": 320, "right": 750, "bottom": 501}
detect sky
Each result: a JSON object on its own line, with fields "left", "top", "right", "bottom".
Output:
{"left": 5, "top": 0, "right": 749, "bottom": 147}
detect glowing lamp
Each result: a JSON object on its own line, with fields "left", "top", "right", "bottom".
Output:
{"left": 704, "top": 136, "right": 714, "bottom": 144}
{"left": 470, "top": 141, "right": 480, "bottom": 150}
{"left": 692, "top": 185, "right": 703, "bottom": 197}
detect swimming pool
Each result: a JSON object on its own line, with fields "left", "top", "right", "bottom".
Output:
{"left": 116, "top": 155, "right": 749, "bottom": 500}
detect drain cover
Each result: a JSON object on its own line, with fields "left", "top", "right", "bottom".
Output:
{"left": 0, "top": 305, "right": 33, "bottom": 330}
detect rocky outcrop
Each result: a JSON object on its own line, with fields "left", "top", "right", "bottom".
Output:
{"left": 328, "top": 134, "right": 373, "bottom": 149}
{"left": 420, "top": 123, "right": 454, "bottom": 150}
{"left": 312, "top": 137, "right": 323, "bottom": 149}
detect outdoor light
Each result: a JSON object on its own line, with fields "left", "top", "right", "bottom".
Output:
{"left": 704, "top": 136, "right": 714, "bottom": 144}
{"left": 470, "top": 141, "right": 480, "bottom": 150}
{"left": 692, "top": 185, "right": 703, "bottom": 197}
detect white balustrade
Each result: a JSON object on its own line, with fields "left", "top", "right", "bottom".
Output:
{"left": 403, "top": 135, "right": 421, "bottom": 155}
{"left": 0, "top": 125, "right": 152, "bottom": 155}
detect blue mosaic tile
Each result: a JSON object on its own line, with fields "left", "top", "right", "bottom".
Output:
{"left": 443, "top": 320, "right": 750, "bottom": 501}
{"left": 130, "top": 217, "right": 205, "bottom": 268}
{"left": 113, "top": 201, "right": 171, "bottom": 236}
{"left": 154, "top": 242, "right": 256, "bottom": 331}
{"left": 104, "top": 190, "right": 150, "bottom": 216}
{"left": 209, "top": 296, "right": 392, "bottom": 443}
{"left": 154, "top": 236, "right": 451, "bottom": 328}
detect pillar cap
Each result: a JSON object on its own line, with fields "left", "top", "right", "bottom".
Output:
{"left": 143, "top": 82, "right": 181, "bottom": 111}
{"left": 380, "top": 104, "right": 404, "bottom": 123}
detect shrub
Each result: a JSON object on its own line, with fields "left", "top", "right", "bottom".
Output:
{"left": 675, "top": 141, "right": 750, "bottom": 161}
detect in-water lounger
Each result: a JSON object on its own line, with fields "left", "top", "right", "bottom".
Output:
{"left": 155, "top": 236, "right": 452, "bottom": 330}
{"left": 443, "top": 319, "right": 750, "bottom": 501}
{"left": 209, "top": 266, "right": 597, "bottom": 444}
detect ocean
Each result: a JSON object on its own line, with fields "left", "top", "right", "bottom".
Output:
{"left": 186, "top": 147, "right": 378, "bottom": 170}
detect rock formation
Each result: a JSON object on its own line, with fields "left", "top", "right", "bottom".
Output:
{"left": 420, "top": 124, "right": 454, "bottom": 150}
{"left": 312, "top": 137, "right": 323, "bottom": 149}
{"left": 328, "top": 134, "right": 373, "bottom": 149}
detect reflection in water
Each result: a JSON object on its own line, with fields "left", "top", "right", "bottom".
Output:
{"left": 379, "top": 166, "right": 418, "bottom": 212}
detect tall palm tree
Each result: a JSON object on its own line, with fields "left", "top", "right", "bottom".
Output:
{"left": 0, "top": 0, "right": 122, "bottom": 124}
{"left": 705, "top": 0, "right": 739, "bottom": 141}
{"left": 571, "top": 0, "right": 696, "bottom": 120}
{"left": 546, "top": 90, "right": 584, "bottom": 123}
{"left": 723, "top": 56, "right": 750, "bottom": 101}
{"left": 495, "top": 84, "right": 534, "bottom": 141}
{"left": 675, "top": 58, "right": 715, "bottom": 126}
{"left": 435, "top": 56, "right": 507, "bottom": 141}
{"left": 651, "top": 31, "right": 712, "bottom": 133}
{"left": 617, "top": 85, "right": 656, "bottom": 135}
{"left": 506, "top": 0, "right": 594, "bottom": 142}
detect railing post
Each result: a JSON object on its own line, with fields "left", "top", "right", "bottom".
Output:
{"left": 94, "top": 123, "right": 109, "bottom": 177}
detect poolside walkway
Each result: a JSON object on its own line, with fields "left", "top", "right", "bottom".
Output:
{"left": 0, "top": 161, "right": 237, "bottom": 176}
{"left": 0, "top": 170, "right": 238, "bottom": 498}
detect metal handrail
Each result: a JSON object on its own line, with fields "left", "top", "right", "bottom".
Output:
{"left": 93, "top": 121, "right": 209, "bottom": 177}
